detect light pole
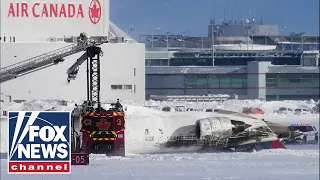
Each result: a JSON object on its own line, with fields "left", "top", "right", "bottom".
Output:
{"left": 211, "top": 24, "right": 215, "bottom": 65}
{"left": 219, "top": 32, "right": 222, "bottom": 49}
{"left": 165, "top": 31, "right": 170, "bottom": 50}
{"left": 265, "top": 33, "right": 268, "bottom": 45}
{"left": 151, "top": 27, "right": 160, "bottom": 48}
{"left": 290, "top": 32, "right": 294, "bottom": 50}
{"left": 247, "top": 29, "right": 249, "bottom": 50}
{"left": 201, "top": 36, "right": 204, "bottom": 49}
{"left": 316, "top": 36, "right": 318, "bottom": 50}
{"left": 300, "top": 32, "right": 307, "bottom": 51}
{"left": 281, "top": 26, "right": 287, "bottom": 51}
{"left": 245, "top": 25, "right": 252, "bottom": 51}
{"left": 251, "top": 31, "right": 254, "bottom": 51}
{"left": 216, "top": 26, "right": 220, "bottom": 51}
{"left": 181, "top": 29, "right": 191, "bottom": 48}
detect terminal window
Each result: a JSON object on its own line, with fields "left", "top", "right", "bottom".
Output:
{"left": 124, "top": 85, "right": 132, "bottom": 89}
{"left": 111, "top": 85, "right": 123, "bottom": 89}
{"left": 266, "top": 73, "right": 319, "bottom": 87}
{"left": 111, "top": 85, "right": 133, "bottom": 90}
{"left": 184, "top": 74, "right": 247, "bottom": 88}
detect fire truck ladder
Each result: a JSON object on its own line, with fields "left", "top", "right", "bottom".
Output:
{"left": 66, "top": 52, "right": 89, "bottom": 82}
{"left": 87, "top": 46, "right": 102, "bottom": 110}
{"left": 68, "top": 46, "right": 103, "bottom": 111}
{"left": 0, "top": 37, "right": 107, "bottom": 83}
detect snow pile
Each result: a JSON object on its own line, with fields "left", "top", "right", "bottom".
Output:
{"left": 136, "top": 99, "right": 318, "bottom": 114}
{"left": 1, "top": 99, "right": 318, "bottom": 115}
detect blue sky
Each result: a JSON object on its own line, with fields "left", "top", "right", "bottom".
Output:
{"left": 110, "top": 0, "right": 319, "bottom": 40}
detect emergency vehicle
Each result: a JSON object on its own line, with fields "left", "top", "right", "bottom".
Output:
{"left": 284, "top": 123, "right": 318, "bottom": 144}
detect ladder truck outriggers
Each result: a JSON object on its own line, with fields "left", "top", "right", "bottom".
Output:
{"left": 69, "top": 37, "right": 125, "bottom": 165}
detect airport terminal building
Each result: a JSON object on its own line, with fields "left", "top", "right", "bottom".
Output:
{"left": 143, "top": 20, "right": 320, "bottom": 101}
{"left": 146, "top": 58, "right": 319, "bottom": 100}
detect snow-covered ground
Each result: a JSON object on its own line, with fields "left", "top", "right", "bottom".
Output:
{"left": 1, "top": 147, "right": 319, "bottom": 180}
{"left": 0, "top": 100, "right": 319, "bottom": 179}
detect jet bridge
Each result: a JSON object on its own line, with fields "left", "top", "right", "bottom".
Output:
{"left": 0, "top": 36, "right": 108, "bottom": 83}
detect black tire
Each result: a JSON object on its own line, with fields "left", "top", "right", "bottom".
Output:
{"left": 75, "top": 136, "right": 81, "bottom": 152}
{"left": 302, "top": 136, "right": 307, "bottom": 144}
{"left": 71, "top": 136, "right": 76, "bottom": 153}
{"left": 314, "top": 136, "right": 318, "bottom": 144}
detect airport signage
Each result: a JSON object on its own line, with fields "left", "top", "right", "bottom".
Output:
{"left": 7, "top": 0, "right": 102, "bottom": 24}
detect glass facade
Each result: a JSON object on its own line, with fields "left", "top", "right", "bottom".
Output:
{"left": 111, "top": 85, "right": 133, "bottom": 90}
{"left": 282, "top": 43, "right": 320, "bottom": 51}
{"left": 170, "top": 58, "right": 213, "bottom": 66}
{"left": 146, "top": 72, "right": 319, "bottom": 100}
{"left": 266, "top": 73, "right": 320, "bottom": 87}
{"left": 171, "top": 52, "right": 301, "bottom": 66}
{"left": 145, "top": 59, "right": 169, "bottom": 66}
{"left": 146, "top": 56, "right": 301, "bottom": 67}
{"left": 184, "top": 74, "right": 247, "bottom": 88}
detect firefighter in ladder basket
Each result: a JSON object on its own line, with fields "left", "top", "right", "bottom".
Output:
{"left": 77, "top": 32, "right": 88, "bottom": 47}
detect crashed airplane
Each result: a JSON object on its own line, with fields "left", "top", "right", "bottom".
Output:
{"left": 142, "top": 109, "right": 286, "bottom": 152}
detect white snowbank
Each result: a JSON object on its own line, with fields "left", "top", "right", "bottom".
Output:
{"left": 1, "top": 99, "right": 318, "bottom": 115}
{"left": 1, "top": 148, "right": 319, "bottom": 180}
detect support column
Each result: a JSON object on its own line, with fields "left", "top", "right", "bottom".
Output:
{"left": 247, "top": 61, "right": 271, "bottom": 100}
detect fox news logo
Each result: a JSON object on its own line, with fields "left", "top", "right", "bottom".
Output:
{"left": 8, "top": 111, "right": 71, "bottom": 174}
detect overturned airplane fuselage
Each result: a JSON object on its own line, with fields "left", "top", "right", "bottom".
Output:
{"left": 143, "top": 109, "right": 286, "bottom": 152}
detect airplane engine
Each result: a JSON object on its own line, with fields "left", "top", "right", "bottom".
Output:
{"left": 195, "top": 117, "right": 252, "bottom": 142}
{"left": 195, "top": 117, "right": 234, "bottom": 141}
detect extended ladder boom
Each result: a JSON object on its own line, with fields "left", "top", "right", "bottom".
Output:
{"left": 0, "top": 36, "right": 108, "bottom": 83}
{"left": 66, "top": 52, "right": 88, "bottom": 82}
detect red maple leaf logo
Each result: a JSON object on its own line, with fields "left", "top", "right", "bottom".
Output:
{"left": 96, "top": 119, "right": 111, "bottom": 130}
{"left": 89, "top": 0, "right": 101, "bottom": 25}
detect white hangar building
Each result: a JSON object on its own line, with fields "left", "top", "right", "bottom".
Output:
{"left": 0, "top": 0, "right": 145, "bottom": 102}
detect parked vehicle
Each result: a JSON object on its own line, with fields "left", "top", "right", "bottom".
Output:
{"left": 312, "top": 103, "right": 319, "bottom": 113}
{"left": 243, "top": 107, "right": 265, "bottom": 114}
{"left": 294, "top": 108, "right": 311, "bottom": 115}
{"left": 283, "top": 123, "right": 318, "bottom": 144}
{"left": 275, "top": 107, "right": 294, "bottom": 114}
